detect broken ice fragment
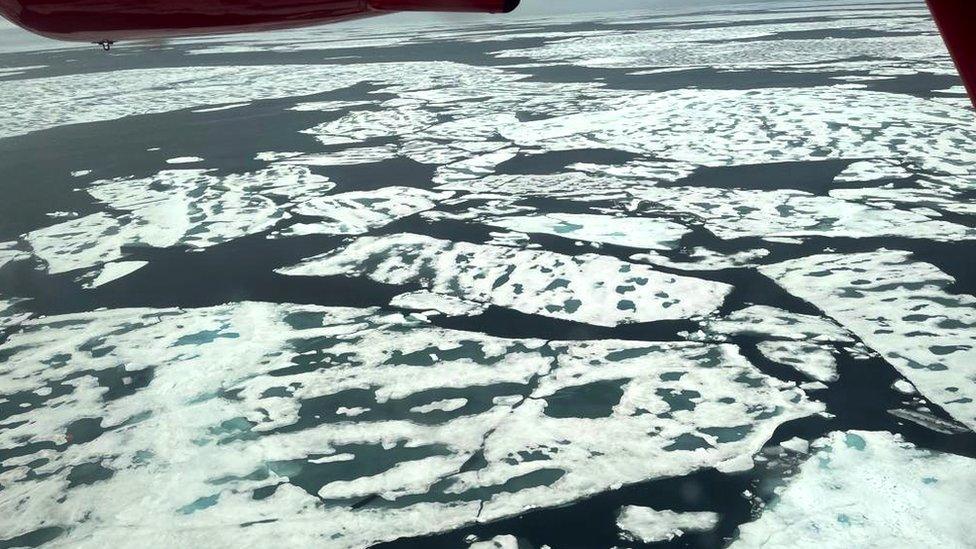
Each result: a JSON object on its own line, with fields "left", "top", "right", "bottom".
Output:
{"left": 733, "top": 431, "right": 976, "bottom": 548}
{"left": 278, "top": 233, "right": 732, "bottom": 327}
{"left": 617, "top": 506, "right": 719, "bottom": 544}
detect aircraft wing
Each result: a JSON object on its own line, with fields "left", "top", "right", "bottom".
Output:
{"left": 0, "top": 0, "right": 519, "bottom": 42}
{"left": 927, "top": 0, "right": 976, "bottom": 108}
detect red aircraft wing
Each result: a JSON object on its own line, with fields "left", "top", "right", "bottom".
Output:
{"left": 927, "top": 0, "right": 976, "bottom": 109}
{"left": 0, "top": 0, "right": 519, "bottom": 42}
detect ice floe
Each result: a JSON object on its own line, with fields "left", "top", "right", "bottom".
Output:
{"left": 485, "top": 213, "right": 689, "bottom": 250}
{"left": 834, "top": 159, "right": 912, "bottom": 183}
{"left": 498, "top": 86, "right": 976, "bottom": 186}
{"left": 410, "top": 398, "right": 468, "bottom": 414}
{"left": 892, "top": 379, "right": 916, "bottom": 395}
{"left": 436, "top": 173, "right": 637, "bottom": 201}
{"left": 632, "top": 247, "right": 770, "bottom": 272}
{"left": 390, "top": 291, "right": 488, "bottom": 317}
{"left": 280, "top": 187, "right": 452, "bottom": 237}
{"left": 632, "top": 186, "right": 975, "bottom": 242}
{"left": 278, "top": 233, "right": 732, "bottom": 327}
{"left": 733, "top": 431, "right": 976, "bottom": 548}
{"left": 0, "top": 303, "right": 820, "bottom": 547}
{"left": 0, "top": 297, "right": 31, "bottom": 331}
{"left": 303, "top": 106, "right": 439, "bottom": 142}
{"left": 701, "top": 305, "right": 854, "bottom": 344}
{"left": 760, "top": 250, "right": 976, "bottom": 431}
{"left": 756, "top": 341, "right": 838, "bottom": 383}
{"left": 0, "top": 241, "right": 28, "bottom": 270}
{"left": 438, "top": 339, "right": 821, "bottom": 522}
{"left": 80, "top": 261, "right": 149, "bottom": 289}
{"left": 469, "top": 534, "right": 520, "bottom": 549}
{"left": 495, "top": 19, "right": 947, "bottom": 70}
{"left": 25, "top": 213, "right": 127, "bottom": 274}
{"left": 91, "top": 166, "right": 333, "bottom": 244}
{"left": 21, "top": 165, "right": 339, "bottom": 277}
{"left": 617, "top": 506, "right": 719, "bottom": 544}
{"left": 779, "top": 437, "right": 810, "bottom": 455}
{"left": 166, "top": 156, "right": 204, "bottom": 165}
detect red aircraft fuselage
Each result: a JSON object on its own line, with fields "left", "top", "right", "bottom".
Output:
{"left": 0, "top": 0, "right": 518, "bottom": 42}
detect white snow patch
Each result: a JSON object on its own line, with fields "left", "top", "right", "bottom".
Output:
{"left": 757, "top": 341, "right": 838, "bottom": 383}
{"left": 410, "top": 399, "right": 468, "bottom": 414}
{"left": 702, "top": 305, "right": 853, "bottom": 343}
{"left": 617, "top": 506, "right": 719, "bottom": 543}
{"left": 486, "top": 213, "right": 689, "bottom": 250}
{"left": 733, "top": 431, "right": 976, "bottom": 548}
{"left": 390, "top": 291, "right": 487, "bottom": 317}
{"left": 278, "top": 233, "right": 732, "bottom": 327}
{"left": 166, "top": 156, "right": 204, "bottom": 165}
{"left": 280, "top": 187, "right": 452, "bottom": 237}
{"left": 0, "top": 303, "right": 819, "bottom": 547}
{"left": 780, "top": 437, "right": 809, "bottom": 454}
{"left": 81, "top": 261, "right": 149, "bottom": 289}
{"left": 760, "top": 250, "right": 976, "bottom": 431}
{"left": 469, "top": 535, "right": 520, "bottom": 549}
{"left": 892, "top": 380, "right": 916, "bottom": 395}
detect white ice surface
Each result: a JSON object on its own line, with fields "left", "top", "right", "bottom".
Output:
{"left": 82, "top": 166, "right": 335, "bottom": 255}
{"left": 617, "top": 506, "right": 719, "bottom": 544}
{"left": 25, "top": 213, "right": 126, "bottom": 274}
{"left": 410, "top": 399, "right": 468, "bottom": 414}
{"left": 733, "top": 431, "right": 976, "bottom": 549}
{"left": 486, "top": 213, "right": 689, "bottom": 250}
{"left": 702, "top": 305, "right": 853, "bottom": 343}
{"left": 166, "top": 156, "right": 204, "bottom": 165}
{"left": 390, "top": 291, "right": 488, "bottom": 317}
{"left": 278, "top": 233, "right": 732, "bottom": 327}
{"left": 0, "top": 241, "right": 28, "bottom": 270}
{"left": 632, "top": 186, "right": 974, "bottom": 242}
{"left": 281, "top": 187, "right": 452, "bottom": 237}
{"left": 0, "top": 303, "right": 820, "bottom": 548}
{"left": 757, "top": 341, "right": 838, "bottom": 383}
{"left": 469, "top": 535, "right": 519, "bottom": 549}
{"left": 761, "top": 251, "right": 976, "bottom": 431}
{"left": 81, "top": 261, "right": 149, "bottom": 289}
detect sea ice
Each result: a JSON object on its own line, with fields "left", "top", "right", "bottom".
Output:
{"left": 632, "top": 186, "right": 974, "bottom": 242}
{"left": 80, "top": 261, "right": 149, "bottom": 289}
{"left": 390, "top": 291, "right": 488, "bottom": 317}
{"left": 25, "top": 213, "right": 126, "bottom": 274}
{"left": 702, "top": 305, "right": 853, "bottom": 344}
{"left": 280, "top": 187, "right": 452, "bottom": 237}
{"left": 166, "top": 156, "right": 204, "bottom": 165}
{"left": 278, "top": 233, "right": 732, "bottom": 327}
{"left": 617, "top": 506, "right": 719, "bottom": 544}
{"left": 733, "top": 431, "right": 976, "bottom": 548}
{"left": 485, "top": 213, "right": 689, "bottom": 250}
{"left": 0, "top": 303, "right": 820, "bottom": 547}
{"left": 756, "top": 341, "right": 838, "bottom": 383}
{"left": 760, "top": 250, "right": 976, "bottom": 431}
{"left": 469, "top": 535, "right": 519, "bottom": 549}
{"left": 0, "top": 241, "right": 28, "bottom": 270}
{"left": 85, "top": 165, "right": 335, "bottom": 252}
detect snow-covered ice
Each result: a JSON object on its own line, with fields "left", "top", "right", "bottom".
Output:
{"left": 761, "top": 251, "right": 976, "bottom": 431}
{"left": 617, "top": 506, "right": 719, "bottom": 544}
{"left": 734, "top": 431, "right": 976, "bottom": 548}
{"left": 278, "top": 233, "right": 732, "bottom": 327}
